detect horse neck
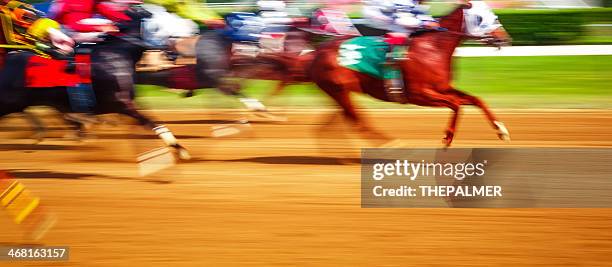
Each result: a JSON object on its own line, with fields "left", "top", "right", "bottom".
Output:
{"left": 409, "top": 7, "right": 465, "bottom": 61}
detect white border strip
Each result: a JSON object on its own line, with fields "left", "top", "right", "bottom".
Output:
{"left": 146, "top": 108, "right": 612, "bottom": 114}
{"left": 454, "top": 45, "right": 612, "bottom": 57}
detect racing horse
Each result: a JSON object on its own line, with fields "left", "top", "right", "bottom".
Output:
{"left": 134, "top": 4, "right": 267, "bottom": 112}
{"left": 309, "top": 1, "right": 511, "bottom": 146}
{"left": 226, "top": 9, "right": 360, "bottom": 99}
{"left": 227, "top": 30, "right": 315, "bottom": 98}
{"left": 21, "top": 4, "right": 266, "bottom": 142}
{"left": 0, "top": 6, "right": 191, "bottom": 160}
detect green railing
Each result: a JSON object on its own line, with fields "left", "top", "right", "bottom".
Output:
{"left": 496, "top": 8, "right": 612, "bottom": 45}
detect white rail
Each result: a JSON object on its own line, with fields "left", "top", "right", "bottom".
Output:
{"left": 454, "top": 45, "right": 612, "bottom": 57}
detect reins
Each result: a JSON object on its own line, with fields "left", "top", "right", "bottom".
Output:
{"left": 436, "top": 29, "right": 484, "bottom": 40}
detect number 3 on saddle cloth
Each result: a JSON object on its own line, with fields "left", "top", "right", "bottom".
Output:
{"left": 25, "top": 53, "right": 96, "bottom": 113}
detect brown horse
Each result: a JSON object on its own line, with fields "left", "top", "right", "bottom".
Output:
{"left": 228, "top": 30, "right": 316, "bottom": 98}
{"left": 309, "top": 3, "right": 511, "bottom": 146}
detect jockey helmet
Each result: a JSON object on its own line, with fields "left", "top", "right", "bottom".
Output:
{"left": 4, "top": 1, "right": 44, "bottom": 27}
{"left": 27, "top": 17, "right": 60, "bottom": 40}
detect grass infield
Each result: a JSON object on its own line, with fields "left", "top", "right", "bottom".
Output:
{"left": 135, "top": 55, "right": 612, "bottom": 109}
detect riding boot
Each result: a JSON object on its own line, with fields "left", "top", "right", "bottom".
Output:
{"left": 383, "top": 46, "right": 406, "bottom": 103}
{"left": 64, "top": 46, "right": 96, "bottom": 137}
{"left": 66, "top": 46, "right": 96, "bottom": 114}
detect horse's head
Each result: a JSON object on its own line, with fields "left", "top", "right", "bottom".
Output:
{"left": 463, "top": 1, "right": 511, "bottom": 47}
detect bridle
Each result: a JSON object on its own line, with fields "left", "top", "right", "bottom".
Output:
{"left": 437, "top": 8, "right": 509, "bottom": 49}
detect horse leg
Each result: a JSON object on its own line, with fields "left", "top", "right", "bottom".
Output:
{"left": 269, "top": 77, "right": 289, "bottom": 98}
{"left": 116, "top": 103, "right": 191, "bottom": 160}
{"left": 325, "top": 87, "right": 390, "bottom": 142}
{"left": 23, "top": 111, "right": 46, "bottom": 143}
{"left": 450, "top": 88, "right": 510, "bottom": 141}
{"left": 62, "top": 113, "right": 87, "bottom": 141}
{"left": 445, "top": 105, "right": 461, "bottom": 147}
{"left": 414, "top": 89, "right": 462, "bottom": 147}
{"left": 51, "top": 101, "right": 94, "bottom": 141}
{"left": 196, "top": 32, "right": 267, "bottom": 113}
{"left": 112, "top": 68, "right": 188, "bottom": 157}
{"left": 60, "top": 112, "right": 114, "bottom": 141}
{"left": 98, "top": 47, "right": 192, "bottom": 160}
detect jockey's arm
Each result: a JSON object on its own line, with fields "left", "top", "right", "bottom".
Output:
{"left": 362, "top": 0, "right": 393, "bottom": 23}
{"left": 28, "top": 17, "right": 75, "bottom": 56}
{"left": 393, "top": 1, "right": 438, "bottom": 30}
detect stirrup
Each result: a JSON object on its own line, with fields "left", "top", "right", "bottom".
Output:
{"left": 386, "top": 86, "right": 406, "bottom": 103}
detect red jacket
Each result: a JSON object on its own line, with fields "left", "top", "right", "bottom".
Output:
{"left": 51, "top": 0, "right": 131, "bottom": 32}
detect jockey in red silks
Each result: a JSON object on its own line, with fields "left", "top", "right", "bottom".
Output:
{"left": 50, "top": 0, "right": 139, "bottom": 41}
{"left": 50, "top": 0, "right": 143, "bottom": 114}
{"left": 51, "top": 0, "right": 130, "bottom": 115}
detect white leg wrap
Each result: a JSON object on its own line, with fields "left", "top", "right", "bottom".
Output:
{"left": 494, "top": 121, "right": 511, "bottom": 141}
{"left": 154, "top": 125, "right": 177, "bottom": 146}
{"left": 239, "top": 98, "right": 267, "bottom": 112}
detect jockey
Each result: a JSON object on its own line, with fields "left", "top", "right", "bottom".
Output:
{"left": 0, "top": 0, "right": 75, "bottom": 108}
{"left": 223, "top": 1, "right": 293, "bottom": 44}
{"left": 142, "top": 0, "right": 268, "bottom": 112}
{"left": 50, "top": 0, "right": 140, "bottom": 115}
{"left": 256, "top": 0, "right": 293, "bottom": 32}
{"left": 362, "top": 0, "right": 440, "bottom": 102}
{"left": 144, "top": 0, "right": 224, "bottom": 30}
{"left": 1, "top": 0, "right": 74, "bottom": 59}
{"left": 362, "top": 0, "right": 439, "bottom": 36}
{"left": 50, "top": 0, "right": 135, "bottom": 42}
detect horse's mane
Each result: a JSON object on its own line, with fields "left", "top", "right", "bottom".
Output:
{"left": 406, "top": 5, "right": 467, "bottom": 83}
{"left": 439, "top": 5, "right": 466, "bottom": 33}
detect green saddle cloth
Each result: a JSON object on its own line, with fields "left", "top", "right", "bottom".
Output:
{"left": 337, "top": 36, "right": 403, "bottom": 80}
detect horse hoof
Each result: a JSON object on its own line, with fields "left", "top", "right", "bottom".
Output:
{"left": 442, "top": 137, "right": 452, "bottom": 148}
{"left": 176, "top": 147, "right": 192, "bottom": 161}
{"left": 63, "top": 131, "right": 85, "bottom": 142}
{"left": 494, "top": 121, "right": 511, "bottom": 142}
{"left": 31, "top": 132, "right": 46, "bottom": 144}
{"left": 443, "top": 131, "right": 454, "bottom": 147}
{"left": 211, "top": 120, "right": 252, "bottom": 138}
{"left": 240, "top": 98, "right": 268, "bottom": 112}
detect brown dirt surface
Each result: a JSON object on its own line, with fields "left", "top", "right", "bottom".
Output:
{"left": 1, "top": 109, "right": 611, "bottom": 266}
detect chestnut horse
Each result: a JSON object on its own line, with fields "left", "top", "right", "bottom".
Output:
{"left": 310, "top": 3, "right": 511, "bottom": 146}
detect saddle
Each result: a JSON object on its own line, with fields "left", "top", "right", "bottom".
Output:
{"left": 24, "top": 56, "right": 83, "bottom": 87}
{"left": 337, "top": 36, "right": 409, "bottom": 103}
{"left": 136, "top": 36, "right": 199, "bottom": 72}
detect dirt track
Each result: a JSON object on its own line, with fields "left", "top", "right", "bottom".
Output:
{"left": 1, "top": 109, "right": 611, "bottom": 266}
